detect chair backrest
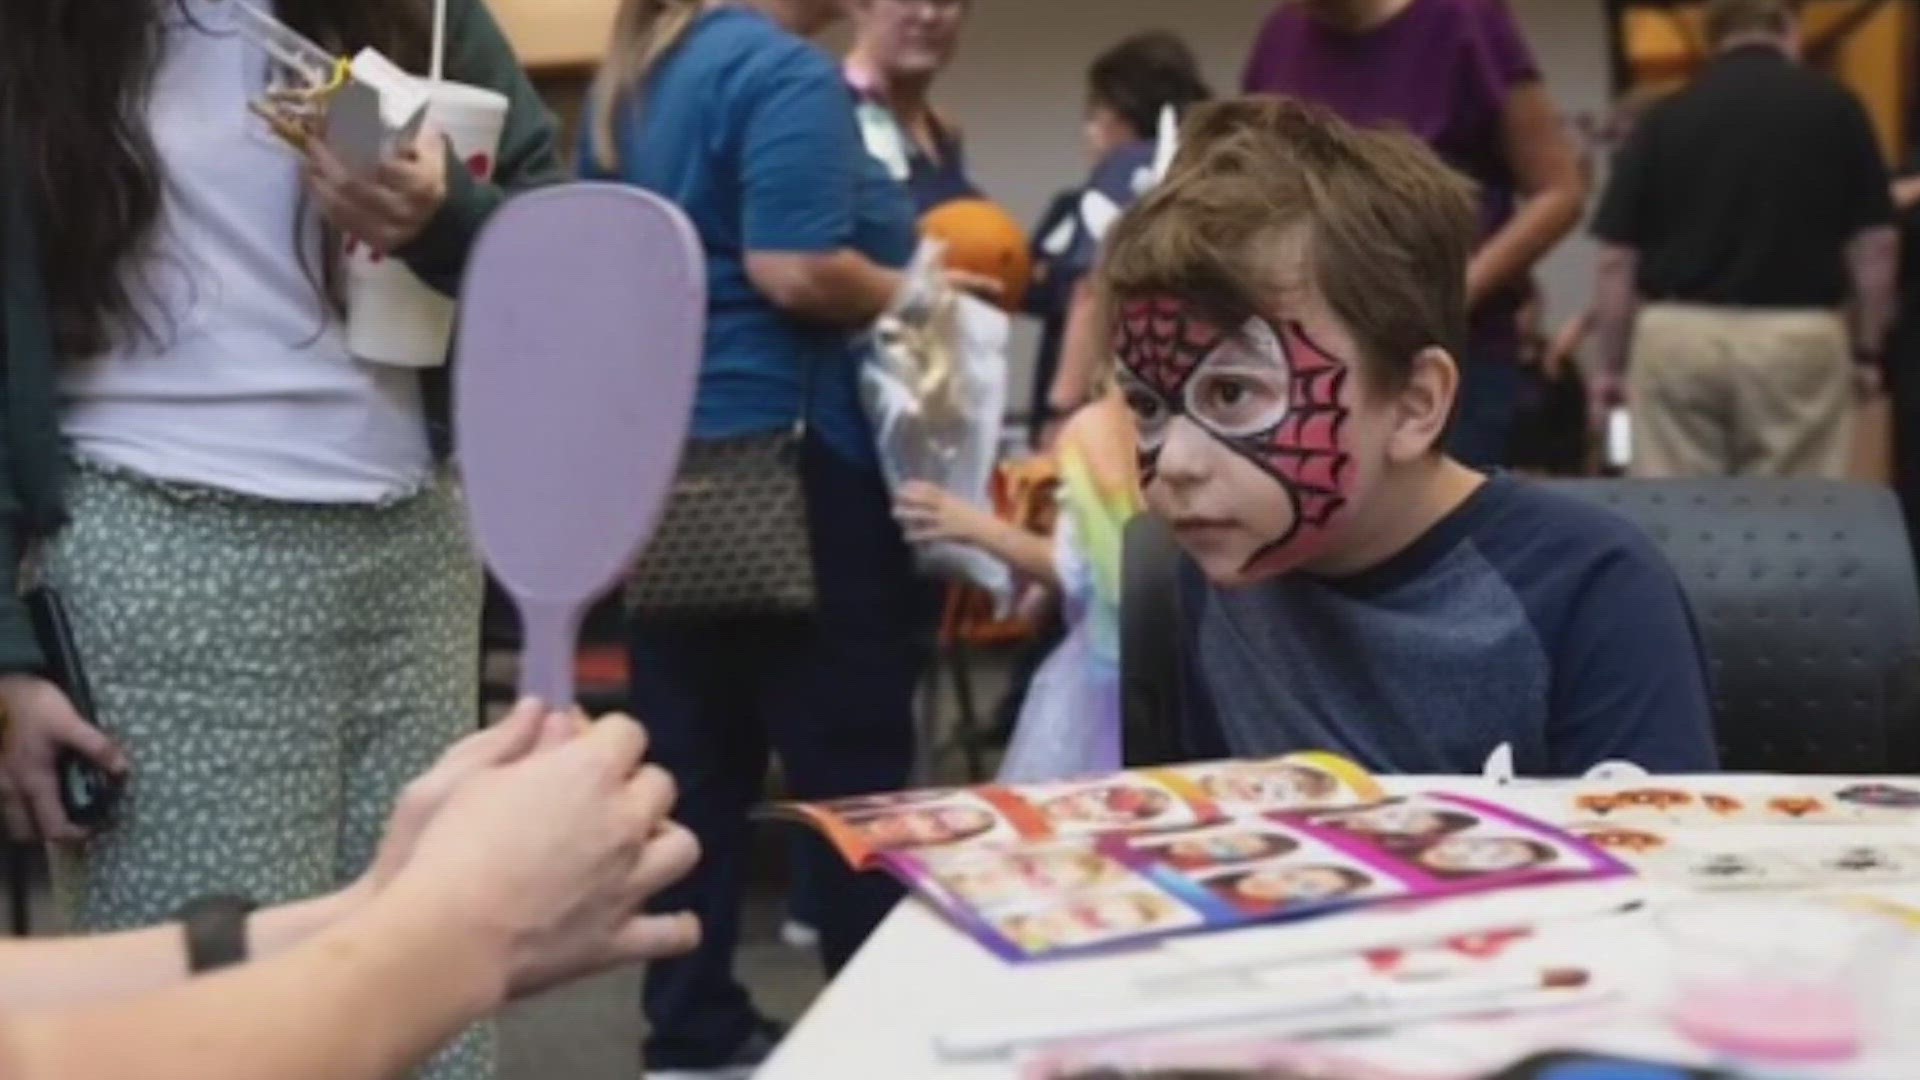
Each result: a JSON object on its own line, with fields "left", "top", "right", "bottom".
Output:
{"left": 1549, "top": 479, "right": 1920, "bottom": 774}
{"left": 1120, "top": 514, "right": 1187, "bottom": 768}
{"left": 1120, "top": 480, "right": 1920, "bottom": 774}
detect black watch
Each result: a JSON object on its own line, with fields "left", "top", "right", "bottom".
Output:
{"left": 176, "top": 893, "right": 258, "bottom": 975}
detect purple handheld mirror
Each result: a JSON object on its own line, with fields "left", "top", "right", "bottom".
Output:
{"left": 456, "top": 183, "right": 704, "bottom": 706}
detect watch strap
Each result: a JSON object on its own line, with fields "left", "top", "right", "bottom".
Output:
{"left": 176, "top": 893, "right": 258, "bottom": 974}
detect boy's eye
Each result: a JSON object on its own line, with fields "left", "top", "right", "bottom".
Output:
{"left": 1207, "top": 379, "right": 1250, "bottom": 409}
{"left": 1121, "top": 382, "right": 1173, "bottom": 445}
{"left": 1186, "top": 370, "right": 1287, "bottom": 437}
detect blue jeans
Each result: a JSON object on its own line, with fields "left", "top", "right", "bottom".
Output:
{"left": 631, "top": 438, "right": 924, "bottom": 1069}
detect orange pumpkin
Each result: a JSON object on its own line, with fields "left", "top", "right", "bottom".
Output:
{"left": 921, "top": 198, "right": 1033, "bottom": 312}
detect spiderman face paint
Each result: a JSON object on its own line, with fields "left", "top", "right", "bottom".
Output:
{"left": 1115, "top": 296, "right": 1355, "bottom": 581}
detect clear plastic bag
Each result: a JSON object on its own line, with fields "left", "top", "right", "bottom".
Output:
{"left": 862, "top": 243, "right": 1014, "bottom": 608}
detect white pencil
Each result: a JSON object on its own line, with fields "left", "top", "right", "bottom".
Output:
{"left": 934, "top": 968, "right": 1594, "bottom": 1062}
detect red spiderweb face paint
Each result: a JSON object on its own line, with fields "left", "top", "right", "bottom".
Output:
{"left": 1114, "top": 296, "right": 1354, "bottom": 576}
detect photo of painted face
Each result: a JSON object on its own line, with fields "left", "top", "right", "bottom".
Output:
{"left": 1192, "top": 761, "right": 1341, "bottom": 809}
{"left": 1115, "top": 301, "right": 1357, "bottom": 586}
{"left": 1836, "top": 783, "right": 1920, "bottom": 810}
{"left": 1415, "top": 835, "right": 1561, "bottom": 880}
{"left": 1313, "top": 802, "right": 1478, "bottom": 846}
{"left": 1203, "top": 862, "right": 1375, "bottom": 913}
{"left": 846, "top": 802, "right": 999, "bottom": 852}
{"left": 821, "top": 789, "right": 959, "bottom": 815}
{"left": 996, "top": 890, "right": 1198, "bottom": 953}
{"left": 934, "top": 848, "right": 1129, "bottom": 906}
{"left": 1568, "top": 823, "right": 1668, "bottom": 855}
{"left": 1131, "top": 826, "right": 1301, "bottom": 872}
{"left": 1036, "top": 783, "right": 1177, "bottom": 830}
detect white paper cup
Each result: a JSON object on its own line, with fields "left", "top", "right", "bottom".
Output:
{"left": 345, "top": 81, "right": 509, "bottom": 369}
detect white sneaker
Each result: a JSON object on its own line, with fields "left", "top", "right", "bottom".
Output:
{"left": 778, "top": 917, "right": 819, "bottom": 950}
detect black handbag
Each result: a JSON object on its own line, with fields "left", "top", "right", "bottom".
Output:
{"left": 625, "top": 371, "right": 817, "bottom": 622}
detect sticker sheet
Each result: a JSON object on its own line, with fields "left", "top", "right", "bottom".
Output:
{"left": 1564, "top": 780, "right": 1920, "bottom": 827}
{"left": 773, "top": 758, "right": 1622, "bottom": 961}
{"left": 771, "top": 752, "right": 1379, "bottom": 868}
{"left": 880, "top": 794, "right": 1627, "bottom": 961}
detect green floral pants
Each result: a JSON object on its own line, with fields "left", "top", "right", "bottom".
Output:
{"left": 48, "top": 461, "right": 492, "bottom": 1079}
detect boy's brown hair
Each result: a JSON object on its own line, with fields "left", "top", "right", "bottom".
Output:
{"left": 1101, "top": 96, "right": 1479, "bottom": 394}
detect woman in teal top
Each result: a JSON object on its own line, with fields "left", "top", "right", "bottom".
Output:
{"left": 581, "top": 0, "right": 922, "bottom": 1073}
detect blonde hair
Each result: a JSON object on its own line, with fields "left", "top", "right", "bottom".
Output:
{"left": 588, "top": 0, "right": 708, "bottom": 172}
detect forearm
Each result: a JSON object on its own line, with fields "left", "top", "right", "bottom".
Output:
{"left": 752, "top": 250, "right": 904, "bottom": 326}
{"left": 1846, "top": 224, "right": 1898, "bottom": 358}
{"left": 1592, "top": 244, "right": 1641, "bottom": 378}
{"left": 1047, "top": 281, "right": 1105, "bottom": 411}
{"left": 1, "top": 885, "right": 501, "bottom": 1080}
{"left": 398, "top": 154, "right": 501, "bottom": 296}
{"left": 1467, "top": 181, "right": 1585, "bottom": 309}
{"left": 0, "top": 891, "right": 357, "bottom": 1011}
{"left": 965, "top": 518, "right": 1059, "bottom": 589}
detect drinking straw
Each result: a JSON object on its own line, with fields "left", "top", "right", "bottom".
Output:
{"left": 430, "top": 0, "right": 447, "bottom": 83}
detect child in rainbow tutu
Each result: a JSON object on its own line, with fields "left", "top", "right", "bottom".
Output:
{"left": 892, "top": 33, "right": 1208, "bottom": 781}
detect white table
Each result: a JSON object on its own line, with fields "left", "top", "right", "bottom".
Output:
{"left": 760, "top": 776, "right": 1920, "bottom": 1079}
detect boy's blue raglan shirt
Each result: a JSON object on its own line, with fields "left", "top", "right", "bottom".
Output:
{"left": 1178, "top": 474, "right": 1719, "bottom": 776}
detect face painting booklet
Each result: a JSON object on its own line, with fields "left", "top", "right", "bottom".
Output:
{"left": 765, "top": 754, "right": 1629, "bottom": 961}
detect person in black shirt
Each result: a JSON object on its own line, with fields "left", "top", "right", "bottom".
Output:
{"left": 1589, "top": 0, "right": 1896, "bottom": 478}
{"left": 1889, "top": 154, "right": 1920, "bottom": 565}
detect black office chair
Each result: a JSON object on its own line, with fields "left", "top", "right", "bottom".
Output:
{"left": 1549, "top": 479, "right": 1920, "bottom": 775}
{"left": 1121, "top": 480, "right": 1920, "bottom": 775}
{"left": 1120, "top": 514, "right": 1189, "bottom": 769}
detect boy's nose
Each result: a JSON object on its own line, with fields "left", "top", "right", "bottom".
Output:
{"left": 1152, "top": 416, "right": 1212, "bottom": 488}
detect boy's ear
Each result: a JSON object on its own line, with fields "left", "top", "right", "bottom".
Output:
{"left": 1387, "top": 346, "right": 1459, "bottom": 463}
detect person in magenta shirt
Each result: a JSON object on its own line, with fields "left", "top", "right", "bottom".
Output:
{"left": 1242, "top": 0, "right": 1586, "bottom": 469}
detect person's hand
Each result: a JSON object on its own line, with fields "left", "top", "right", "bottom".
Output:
{"left": 358, "top": 699, "right": 577, "bottom": 901}
{"left": 0, "top": 674, "right": 128, "bottom": 841}
{"left": 895, "top": 480, "right": 998, "bottom": 546}
{"left": 944, "top": 269, "right": 1006, "bottom": 305}
{"left": 304, "top": 128, "right": 450, "bottom": 256}
{"left": 390, "top": 713, "right": 700, "bottom": 1000}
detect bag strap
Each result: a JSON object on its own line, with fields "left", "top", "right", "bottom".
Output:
{"left": 794, "top": 354, "right": 813, "bottom": 439}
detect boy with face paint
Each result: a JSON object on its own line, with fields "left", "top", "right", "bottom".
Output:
{"left": 1104, "top": 99, "right": 1717, "bottom": 777}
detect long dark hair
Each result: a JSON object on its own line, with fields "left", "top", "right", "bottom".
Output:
{"left": 0, "top": 0, "right": 430, "bottom": 360}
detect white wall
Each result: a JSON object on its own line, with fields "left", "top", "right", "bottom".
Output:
{"left": 918, "top": 0, "right": 1617, "bottom": 393}
{"left": 919, "top": 0, "right": 1274, "bottom": 224}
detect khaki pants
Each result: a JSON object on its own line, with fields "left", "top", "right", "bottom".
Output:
{"left": 1628, "top": 303, "right": 1853, "bottom": 479}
